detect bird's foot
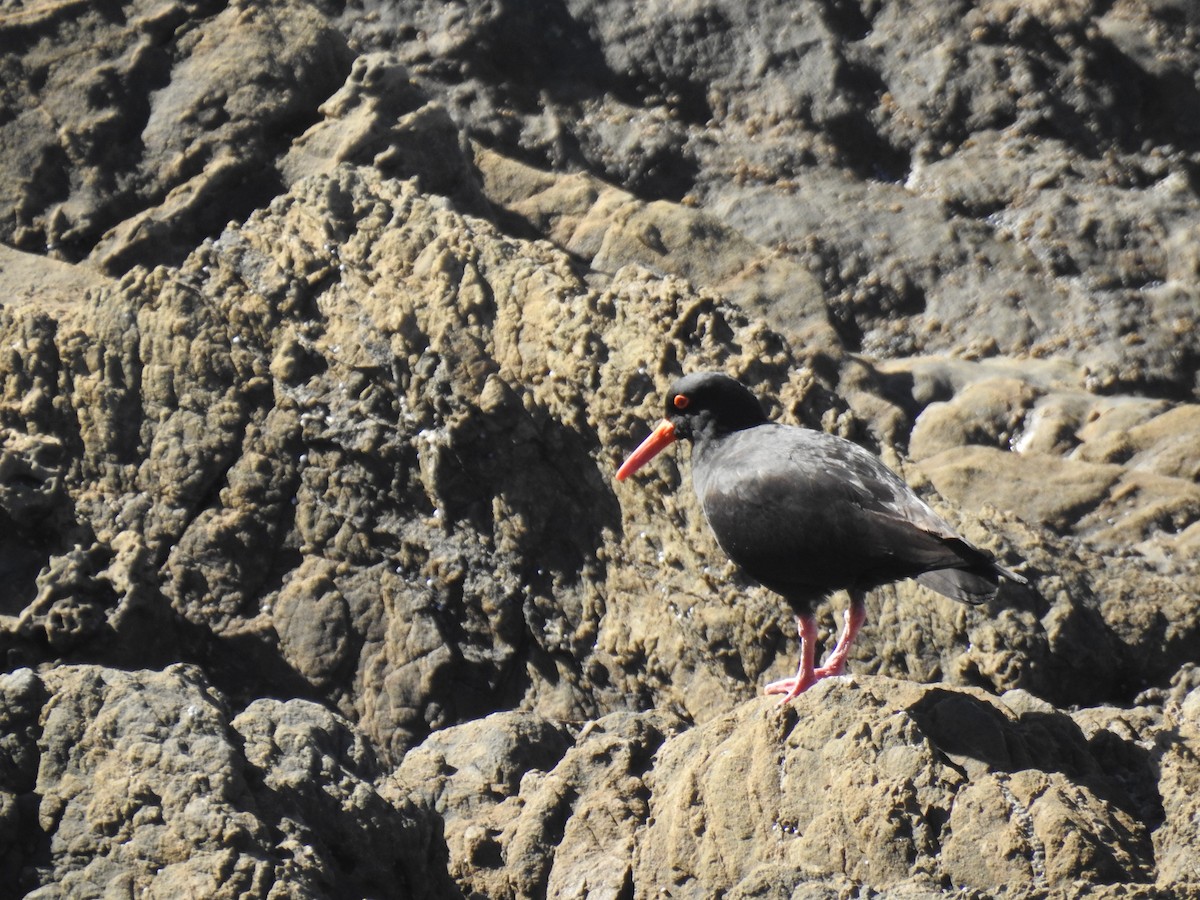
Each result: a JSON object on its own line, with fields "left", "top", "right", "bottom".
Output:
{"left": 764, "top": 673, "right": 818, "bottom": 704}
{"left": 766, "top": 661, "right": 849, "bottom": 703}
{"left": 813, "top": 659, "right": 846, "bottom": 679}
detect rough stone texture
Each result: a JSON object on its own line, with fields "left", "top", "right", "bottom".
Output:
{"left": 359, "top": 0, "right": 1200, "bottom": 392}
{"left": 1, "top": 0, "right": 1198, "bottom": 896}
{"left": 1, "top": 0, "right": 353, "bottom": 272}
{"left": 634, "top": 680, "right": 1156, "bottom": 897}
{"left": 386, "top": 708, "right": 685, "bottom": 898}
{"left": 2, "top": 665, "right": 450, "bottom": 900}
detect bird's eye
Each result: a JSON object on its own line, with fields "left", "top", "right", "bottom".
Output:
{"left": 673, "top": 394, "right": 690, "bottom": 410}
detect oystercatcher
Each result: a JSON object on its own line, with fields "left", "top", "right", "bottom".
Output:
{"left": 617, "top": 372, "right": 1026, "bottom": 702}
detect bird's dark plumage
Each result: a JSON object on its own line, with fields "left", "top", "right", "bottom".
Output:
{"left": 616, "top": 371, "right": 1025, "bottom": 701}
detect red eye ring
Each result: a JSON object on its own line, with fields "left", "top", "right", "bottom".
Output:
{"left": 673, "top": 394, "right": 690, "bottom": 410}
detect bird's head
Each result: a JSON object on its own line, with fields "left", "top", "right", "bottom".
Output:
{"left": 616, "top": 372, "right": 768, "bottom": 481}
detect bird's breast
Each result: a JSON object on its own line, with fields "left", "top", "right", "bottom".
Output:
{"left": 693, "top": 433, "right": 851, "bottom": 584}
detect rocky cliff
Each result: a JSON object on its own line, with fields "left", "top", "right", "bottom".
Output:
{"left": 1, "top": 1, "right": 1198, "bottom": 897}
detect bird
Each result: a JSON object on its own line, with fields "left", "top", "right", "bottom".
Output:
{"left": 615, "top": 371, "right": 1026, "bottom": 702}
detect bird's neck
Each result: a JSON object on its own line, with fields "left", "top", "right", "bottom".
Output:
{"left": 691, "top": 407, "right": 767, "bottom": 446}
{"left": 690, "top": 415, "right": 759, "bottom": 464}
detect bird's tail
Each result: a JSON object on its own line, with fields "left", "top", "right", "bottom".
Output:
{"left": 916, "top": 558, "right": 1027, "bottom": 605}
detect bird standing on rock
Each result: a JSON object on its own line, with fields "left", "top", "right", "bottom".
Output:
{"left": 616, "top": 372, "right": 1026, "bottom": 702}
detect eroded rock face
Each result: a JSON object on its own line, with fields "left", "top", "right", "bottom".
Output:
{"left": 386, "top": 708, "right": 685, "bottom": 898}
{"left": 4, "top": 165, "right": 850, "bottom": 758}
{"left": 376, "top": 678, "right": 1186, "bottom": 899}
{"left": 633, "top": 680, "right": 1156, "bottom": 897}
{"left": 1, "top": 0, "right": 1197, "bottom": 896}
{"left": 4, "top": 665, "right": 450, "bottom": 900}
{"left": 359, "top": 0, "right": 1200, "bottom": 390}
{"left": 1, "top": 0, "right": 353, "bottom": 272}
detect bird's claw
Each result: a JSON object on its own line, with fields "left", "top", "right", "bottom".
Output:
{"left": 764, "top": 674, "right": 818, "bottom": 703}
{"left": 765, "top": 659, "right": 849, "bottom": 703}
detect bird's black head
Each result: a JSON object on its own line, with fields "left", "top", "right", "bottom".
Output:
{"left": 664, "top": 372, "right": 769, "bottom": 442}
{"left": 616, "top": 372, "right": 769, "bottom": 482}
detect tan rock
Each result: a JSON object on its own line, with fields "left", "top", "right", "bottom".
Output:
{"left": 16, "top": 665, "right": 447, "bottom": 898}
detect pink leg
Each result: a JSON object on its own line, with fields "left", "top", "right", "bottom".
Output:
{"left": 814, "top": 591, "right": 867, "bottom": 679}
{"left": 764, "top": 613, "right": 819, "bottom": 703}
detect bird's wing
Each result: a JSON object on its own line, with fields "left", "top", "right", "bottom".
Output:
{"left": 795, "top": 434, "right": 1012, "bottom": 601}
{"left": 695, "top": 427, "right": 1004, "bottom": 600}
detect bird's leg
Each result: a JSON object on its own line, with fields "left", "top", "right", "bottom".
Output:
{"left": 764, "top": 613, "right": 819, "bottom": 703}
{"left": 814, "top": 590, "right": 867, "bottom": 679}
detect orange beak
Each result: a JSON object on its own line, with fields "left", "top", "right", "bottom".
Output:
{"left": 616, "top": 419, "right": 677, "bottom": 481}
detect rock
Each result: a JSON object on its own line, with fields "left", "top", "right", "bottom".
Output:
{"left": 14, "top": 543, "right": 118, "bottom": 653}
{"left": 0, "top": 152, "right": 1193, "bottom": 893}
{"left": 8, "top": 664, "right": 449, "bottom": 899}
{"left": 1152, "top": 685, "right": 1200, "bottom": 888}
{"left": 231, "top": 697, "right": 449, "bottom": 900}
{"left": 271, "top": 557, "right": 353, "bottom": 689}
{"left": 280, "top": 52, "right": 489, "bottom": 215}
{"left": 388, "top": 708, "right": 685, "bottom": 899}
{"left": 2, "top": 163, "right": 851, "bottom": 756}
{"left": 0, "top": 667, "right": 48, "bottom": 889}
{"left": 0, "top": 0, "right": 1198, "bottom": 895}
{"left": 0, "top": 245, "right": 113, "bottom": 321}
{"left": 474, "top": 147, "right": 836, "bottom": 347}
{"left": 907, "top": 377, "right": 1037, "bottom": 459}
{"left": 2, "top": 0, "right": 352, "bottom": 271}
{"left": 378, "top": 0, "right": 1200, "bottom": 387}
{"left": 633, "top": 678, "right": 1154, "bottom": 897}
{"left": 385, "top": 710, "right": 577, "bottom": 893}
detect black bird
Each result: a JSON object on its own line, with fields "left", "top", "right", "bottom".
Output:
{"left": 616, "top": 372, "right": 1026, "bottom": 702}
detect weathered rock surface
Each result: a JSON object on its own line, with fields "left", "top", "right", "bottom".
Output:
{"left": 2, "top": 665, "right": 451, "bottom": 899}
{"left": 1, "top": 0, "right": 1198, "bottom": 896}
{"left": 636, "top": 680, "right": 1158, "bottom": 897}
